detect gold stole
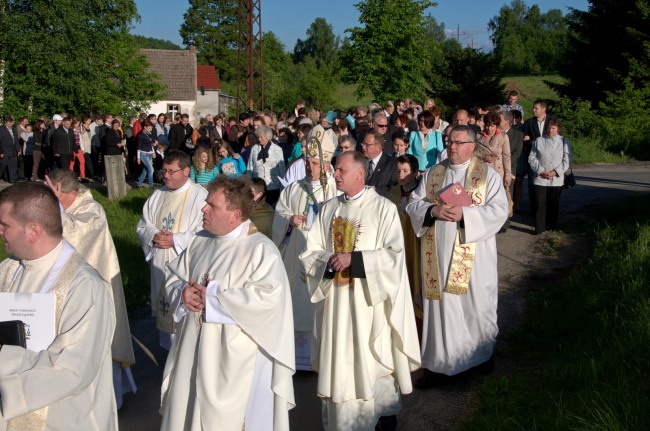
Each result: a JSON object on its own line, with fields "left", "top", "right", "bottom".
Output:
{"left": 421, "top": 157, "right": 488, "bottom": 300}
{"left": 0, "top": 253, "right": 84, "bottom": 431}
{"left": 157, "top": 188, "right": 191, "bottom": 233}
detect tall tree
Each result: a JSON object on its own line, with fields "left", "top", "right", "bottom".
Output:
{"left": 340, "top": 0, "right": 436, "bottom": 101}
{"left": 0, "top": 0, "right": 165, "bottom": 118}
{"left": 261, "top": 31, "right": 292, "bottom": 112}
{"left": 133, "top": 35, "right": 182, "bottom": 50}
{"left": 488, "top": 0, "right": 567, "bottom": 74}
{"left": 552, "top": 0, "right": 650, "bottom": 107}
{"left": 179, "top": 0, "right": 239, "bottom": 82}
{"left": 428, "top": 46, "right": 504, "bottom": 111}
{"left": 292, "top": 17, "right": 340, "bottom": 69}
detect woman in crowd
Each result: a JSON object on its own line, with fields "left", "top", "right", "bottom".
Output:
{"left": 247, "top": 125, "right": 285, "bottom": 205}
{"left": 155, "top": 113, "right": 170, "bottom": 148}
{"left": 31, "top": 119, "right": 45, "bottom": 181}
{"left": 528, "top": 118, "right": 571, "bottom": 235}
{"left": 79, "top": 116, "right": 94, "bottom": 179}
{"left": 209, "top": 115, "right": 226, "bottom": 146}
{"left": 477, "top": 110, "right": 511, "bottom": 186}
{"left": 69, "top": 117, "right": 88, "bottom": 181}
{"left": 408, "top": 109, "right": 444, "bottom": 171}
{"left": 189, "top": 146, "right": 219, "bottom": 186}
{"left": 136, "top": 121, "right": 157, "bottom": 189}
{"left": 214, "top": 141, "right": 245, "bottom": 177}
{"left": 431, "top": 106, "right": 449, "bottom": 134}
{"left": 289, "top": 123, "right": 312, "bottom": 162}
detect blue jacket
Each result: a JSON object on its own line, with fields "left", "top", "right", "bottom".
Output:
{"left": 408, "top": 130, "right": 443, "bottom": 170}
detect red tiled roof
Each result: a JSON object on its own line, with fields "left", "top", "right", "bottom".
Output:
{"left": 197, "top": 65, "right": 221, "bottom": 91}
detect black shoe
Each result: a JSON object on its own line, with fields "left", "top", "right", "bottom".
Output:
{"left": 376, "top": 415, "right": 397, "bottom": 431}
{"left": 414, "top": 369, "right": 452, "bottom": 389}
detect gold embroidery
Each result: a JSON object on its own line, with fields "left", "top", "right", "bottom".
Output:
{"left": 421, "top": 157, "right": 488, "bottom": 299}
{"left": 331, "top": 216, "right": 360, "bottom": 288}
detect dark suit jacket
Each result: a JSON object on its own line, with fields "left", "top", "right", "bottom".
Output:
{"left": 0, "top": 125, "right": 20, "bottom": 157}
{"left": 365, "top": 152, "right": 397, "bottom": 197}
{"left": 522, "top": 115, "right": 553, "bottom": 168}
{"left": 506, "top": 127, "right": 524, "bottom": 176}
{"left": 168, "top": 123, "right": 193, "bottom": 153}
{"left": 51, "top": 126, "right": 74, "bottom": 156}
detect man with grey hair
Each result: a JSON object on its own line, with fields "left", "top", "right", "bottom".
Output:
{"left": 0, "top": 182, "right": 117, "bottom": 429}
{"left": 300, "top": 151, "right": 420, "bottom": 431}
{"left": 46, "top": 169, "right": 136, "bottom": 407}
{"left": 406, "top": 125, "right": 509, "bottom": 389}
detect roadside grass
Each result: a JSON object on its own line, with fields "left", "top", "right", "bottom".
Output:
{"left": 460, "top": 195, "right": 650, "bottom": 431}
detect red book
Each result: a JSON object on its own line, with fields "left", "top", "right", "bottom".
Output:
{"left": 439, "top": 182, "right": 473, "bottom": 206}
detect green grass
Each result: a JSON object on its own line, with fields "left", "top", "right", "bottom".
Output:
{"left": 90, "top": 187, "right": 153, "bottom": 315}
{"left": 460, "top": 195, "right": 650, "bottom": 431}
{"left": 331, "top": 84, "right": 375, "bottom": 111}
{"left": 502, "top": 74, "right": 564, "bottom": 118}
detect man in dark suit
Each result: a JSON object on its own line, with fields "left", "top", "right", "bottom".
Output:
{"left": 372, "top": 112, "right": 398, "bottom": 155}
{"left": 0, "top": 116, "right": 21, "bottom": 183}
{"left": 168, "top": 113, "right": 194, "bottom": 155}
{"left": 500, "top": 111, "right": 523, "bottom": 228}
{"left": 362, "top": 131, "right": 396, "bottom": 197}
{"left": 516, "top": 99, "right": 550, "bottom": 213}
{"left": 51, "top": 116, "right": 74, "bottom": 170}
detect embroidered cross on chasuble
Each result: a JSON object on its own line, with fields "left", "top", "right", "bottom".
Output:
{"left": 421, "top": 157, "right": 488, "bottom": 300}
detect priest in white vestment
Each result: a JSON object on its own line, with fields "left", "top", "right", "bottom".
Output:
{"left": 300, "top": 151, "right": 421, "bottom": 431}
{"left": 405, "top": 125, "right": 508, "bottom": 388}
{"left": 0, "top": 182, "right": 117, "bottom": 431}
{"left": 136, "top": 150, "right": 208, "bottom": 349}
{"left": 160, "top": 176, "right": 295, "bottom": 431}
{"left": 46, "top": 169, "right": 136, "bottom": 407}
{"left": 272, "top": 125, "right": 338, "bottom": 370}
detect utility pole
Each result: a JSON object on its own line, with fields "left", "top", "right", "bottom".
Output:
{"left": 236, "top": 0, "right": 263, "bottom": 112}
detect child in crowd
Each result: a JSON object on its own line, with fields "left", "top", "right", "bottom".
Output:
{"left": 214, "top": 141, "right": 246, "bottom": 177}
{"left": 190, "top": 146, "right": 219, "bottom": 186}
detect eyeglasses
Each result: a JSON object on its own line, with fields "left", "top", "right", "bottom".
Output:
{"left": 447, "top": 140, "right": 474, "bottom": 146}
{"left": 375, "top": 124, "right": 388, "bottom": 128}
{"left": 361, "top": 143, "right": 380, "bottom": 147}
{"left": 161, "top": 167, "right": 183, "bottom": 175}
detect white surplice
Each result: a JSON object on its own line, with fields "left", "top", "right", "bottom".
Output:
{"left": 160, "top": 221, "right": 295, "bottom": 431}
{"left": 300, "top": 188, "right": 421, "bottom": 431}
{"left": 62, "top": 187, "right": 136, "bottom": 406}
{"left": 0, "top": 242, "right": 117, "bottom": 430}
{"left": 272, "top": 175, "right": 338, "bottom": 371}
{"left": 136, "top": 181, "right": 207, "bottom": 341}
{"left": 406, "top": 160, "right": 509, "bottom": 375}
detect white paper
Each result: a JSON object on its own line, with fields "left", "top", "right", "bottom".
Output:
{"left": 0, "top": 292, "right": 56, "bottom": 352}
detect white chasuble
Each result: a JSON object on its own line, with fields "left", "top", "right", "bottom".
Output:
{"left": 272, "top": 175, "right": 338, "bottom": 371}
{"left": 0, "top": 243, "right": 117, "bottom": 431}
{"left": 300, "top": 188, "right": 421, "bottom": 430}
{"left": 160, "top": 224, "right": 295, "bottom": 431}
{"left": 136, "top": 181, "right": 207, "bottom": 331}
{"left": 406, "top": 159, "right": 509, "bottom": 375}
{"left": 62, "top": 188, "right": 135, "bottom": 367}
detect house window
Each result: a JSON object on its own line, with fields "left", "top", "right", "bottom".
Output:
{"left": 167, "top": 104, "right": 180, "bottom": 119}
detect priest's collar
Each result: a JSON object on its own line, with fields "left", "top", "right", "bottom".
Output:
{"left": 344, "top": 186, "right": 368, "bottom": 201}
{"left": 20, "top": 240, "right": 64, "bottom": 271}
{"left": 449, "top": 158, "right": 471, "bottom": 171}
{"left": 216, "top": 219, "right": 251, "bottom": 239}
{"left": 167, "top": 179, "right": 191, "bottom": 193}
{"left": 309, "top": 179, "right": 321, "bottom": 186}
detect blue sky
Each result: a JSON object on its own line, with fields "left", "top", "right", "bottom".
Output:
{"left": 132, "top": 0, "right": 589, "bottom": 52}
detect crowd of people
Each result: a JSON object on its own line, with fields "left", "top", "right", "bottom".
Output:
{"left": 0, "top": 91, "right": 573, "bottom": 430}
